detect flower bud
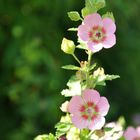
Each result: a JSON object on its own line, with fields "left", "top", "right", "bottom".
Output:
{"left": 61, "top": 38, "right": 75, "bottom": 54}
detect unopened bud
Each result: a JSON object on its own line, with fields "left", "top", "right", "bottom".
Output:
{"left": 61, "top": 38, "right": 75, "bottom": 54}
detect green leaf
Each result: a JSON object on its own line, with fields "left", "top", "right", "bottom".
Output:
{"left": 93, "top": 0, "right": 106, "bottom": 10}
{"left": 61, "top": 76, "right": 81, "bottom": 97}
{"left": 55, "top": 122, "right": 72, "bottom": 138}
{"left": 82, "top": 0, "right": 106, "bottom": 17}
{"left": 61, "top": 65, "right": 80, "bottom": 70}
{"left": 85, "top": 0, "right": 106, "bottom": 10}
{"left": 68, "top": 11, "right": 82, "bottom": 21}
{"left": 76, "top": 44, "right": 87, "bottom": 50}
{"left": 95, "top": 74, "right": 120, "bottom": 87}
{"left": 89, "top": 63, "right": 97, "bottom": 71}
{"left": 34, "top": 133, "right": 56, "bottom": 140}
{"left": 119, "top": 137, "right": 125, "bottom": 140}
{"left": 102, "top": 12, "right": 115, "bottom": 22}
{"left": 68, "top": 28, "right": 78, "bottom": 31}
{"left": 76, "top": 41, "right": 88, "bottom": 50}
{"left": 81, "top": 6, "right": 97, "bottom": 18}
{"left": 81, "top": 7, "right": 96, "bottom": 18}
{"left": 105, "top": 75, "right": 120, "bottom": 80}
{"left": 79, "top": 129, "right": 89, "bottom": 140}
{"left": 104, "top": 127, "right": 114, "bottom": 132}
{"left": 96, "top": 81, "right": 106, "bottom": 86}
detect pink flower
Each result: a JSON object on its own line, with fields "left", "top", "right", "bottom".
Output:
{"left": 78, "top": 13, "right": 116, "bottom": 52}
{"left": 124, "top": 126, "right": 140, "bottom": 140}
{"left": 68, "top": 89, "right": 110, "bottom": 130}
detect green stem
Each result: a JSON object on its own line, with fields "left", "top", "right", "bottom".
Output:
{"left": 86, "top": 51, "right": 93, "bottom": 88}
{"left": 72, "top": 53, "right": 81, "bottom": 65}
{"left": 88, "top": 50, "right": 93, "bottom": 67}
{"left": 87, "top": 130, "right": 95, "bottom": 139}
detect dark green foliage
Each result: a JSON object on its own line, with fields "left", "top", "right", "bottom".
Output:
{"left": 0, "top": 0, "right": 140, "bottom": 139}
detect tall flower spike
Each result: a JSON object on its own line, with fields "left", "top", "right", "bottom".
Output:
{"left": 68, "top": 89, "right": 110, "bottom": 130}
{"left": 78, "top": 13, "right": 116, "bottom": 52}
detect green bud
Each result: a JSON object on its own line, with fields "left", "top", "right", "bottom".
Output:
{"left": 61, "top": 38, "right": 75, "bottom": 54}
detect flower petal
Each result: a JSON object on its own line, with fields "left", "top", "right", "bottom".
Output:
{"left": 124, "top": 127, "right": 138, "bottom": 140}
{"left": 102, "top": 34, "right": 116, "bottom": 48}
{"left": 68, "top": 96, "right": 83, "bottom": 115}
{"left": 82, "top": 89, "right": 100, "bottom": 105}
{"left": 71, "top": 114, "right": 89, "bottom": 129}
{"left": 84, "top": 13, "right": 102, "bottom": 28}
{"left": 87, "top": 41, "right": 103, "bottom": 52}
{"left": 78, "top": 25, "right": 89, "bottom": 41}
{"left": 97, "top": 97, "right": 110, "bottom": 116}
{"left": 137, "top": 127, "right": 140, "bottom": 136}
{"left": 88, "top": 116, "right": 105, "bottom": 130}
{"left": 103, "top": 18, "right": 116, "bottom": 34}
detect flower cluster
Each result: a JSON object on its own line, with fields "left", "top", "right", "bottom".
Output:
{"left": 58, "top": 7, "right": 118, "bottom": 138}
{"left": 35, "top": 0, "right": 138, "bottom": 140}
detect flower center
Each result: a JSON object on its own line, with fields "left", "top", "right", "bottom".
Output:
{"left": 96, "top": 32, "right": 102, "bottom": 38}
{"left": 88, "top": 26, "right": 106, "bottom": 43}
{"left": 80, "top": 102, "right": 99, "bottom": 120}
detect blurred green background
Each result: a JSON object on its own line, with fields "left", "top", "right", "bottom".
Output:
{"left": 0, "top": 0, "right": 140, "bottom": 139}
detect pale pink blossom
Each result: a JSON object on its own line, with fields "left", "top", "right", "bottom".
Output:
{"left": 78, "top": 13, "right": 116, "bottom": 52}
{"left": 68, "top": 89, "right": 110, "bottom": 130}
{"left": 124, "top": 126, "right": 140, "bottom": 140}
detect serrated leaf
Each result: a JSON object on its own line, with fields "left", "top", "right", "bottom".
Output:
{"left": 81, "top": 7, "right": 97, "bottom": 18}
{"left": 82, "top": 0, "right": 106, "bottom": 17}
{"left": 68, "top": 28, "right": 78, "bottom": 31}
{"left": 55, "top": 122, "right": 71, "bottom": 138}
{"left": 61, "top": 65, "right": 80, "bottom": 70}
{"left": 55, "top": 122, "right": 71, "bottom": 131}
{"left": 34, "top": 133, "right": 56, "bottom": 140}
{"left": 68, "top": 11, "right": 82, "bottom": 21}
{"left": 105, "top": 75, "right": 120, "bottom": 80}
{"left": 94, "top": 0, "right": 106, "bottom": 10}
{"left": 85, "top": 0, "right": 105, "bottom": 9}
{"left": 102, "top": 12, "right": 115, "bottom": 22}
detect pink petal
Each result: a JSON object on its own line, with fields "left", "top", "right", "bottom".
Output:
{"left": 78, "top": 25, "right": 89, "bottom": 41}
{"left": 71, "top": 114, "right": 89, "bottom": 129}
{"left": 87, "top": 41, "right": 103, "bottom": 52}
{"left": 88, "top": 116, "right": 105, "bottom": 130}
{"left": 124, "top": 127, "right": 138, "bottom": 140}
{"left": 103, "top": 18, "right": 116, "bottom": 34}
{"left": 102, "top": 34, "right": 116, "bottom": 48}
{"left": 68, "top": 96, "right": 83, "bottom": 115}
{"left": 97, "top": 97, "right": 110, "bottom": 116}
{"left": 83, "top": 13, "right": 102, "bottom": 28}
{"left": 137, "top": 127, "right": 140, "bottom": 136}
{"left": 82, "top": 89, "right": 100, "bottom": 105}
